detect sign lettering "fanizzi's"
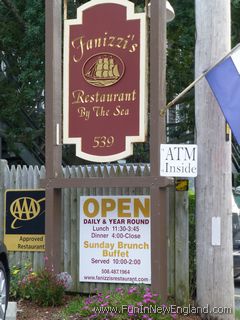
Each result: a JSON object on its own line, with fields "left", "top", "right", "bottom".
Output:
{"left": 72, "top": 33, "right": 138, "bottom": 62}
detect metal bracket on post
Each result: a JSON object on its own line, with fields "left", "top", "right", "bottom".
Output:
{"left": 56, "top": 123, "right": 62, "bottom": 146}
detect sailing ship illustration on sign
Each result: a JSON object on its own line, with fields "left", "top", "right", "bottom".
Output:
{"left": 83, "top": 53, "right": 125, "bottom": 87}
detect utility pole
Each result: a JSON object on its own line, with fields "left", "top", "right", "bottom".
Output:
{"left": 195, "top": 0, "right": 234, "bottom": 319}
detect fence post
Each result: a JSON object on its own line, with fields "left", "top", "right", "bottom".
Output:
{"left": 175, "top": 190, "right": 189, "bottom": 305}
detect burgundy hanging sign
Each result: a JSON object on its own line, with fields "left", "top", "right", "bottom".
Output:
{"left": 63, "top": 0, "right": 146, "bottom": 162}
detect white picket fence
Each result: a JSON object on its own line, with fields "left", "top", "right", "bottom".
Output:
{"left": 0, "top": 160, "right": 151, "bottom": 293}
{"left": 0, "top": 160, "right": 189, "bottom": 301}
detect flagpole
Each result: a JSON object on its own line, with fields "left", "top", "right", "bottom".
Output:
{"left": 160, "top": 42, "right": 240, "bottom": 116}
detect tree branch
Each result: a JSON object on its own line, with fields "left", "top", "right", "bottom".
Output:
{"left": 1, "top": 0, "right": 25, "bottom": 29}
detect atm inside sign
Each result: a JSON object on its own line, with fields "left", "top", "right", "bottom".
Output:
{"left": 160, "top": 144, "right": 198, "bottom": 178}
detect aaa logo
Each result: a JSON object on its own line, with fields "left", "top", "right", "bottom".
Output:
{"left": 10, "top": 197, "right": 45, "bottom": 229}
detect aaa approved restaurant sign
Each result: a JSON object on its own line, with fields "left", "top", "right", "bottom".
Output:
{"left": 63, "top": 0, "right": 146, "bottom": 162}
{"left": 4, "top": 190, "right": 45, "bottom": 251}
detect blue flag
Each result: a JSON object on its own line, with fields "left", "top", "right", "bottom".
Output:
{"left": 206, "top": 47, "right": 240, "bottom": 144}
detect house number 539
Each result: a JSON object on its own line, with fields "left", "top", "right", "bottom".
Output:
{"left": 93, "top": 136, "right": 114, "bottom": 148}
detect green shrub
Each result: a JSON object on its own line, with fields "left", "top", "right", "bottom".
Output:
{"left": 235, "top": 309, "right": 240, "bottom": 319}
{"left": 61, "top": 286, "right": 176, "bottom": 320}
{"left": 10, "top": 262, "right": 67, "bottom": 306}
{"left": 19, "top": 267, "right": 66, "bottom": 306}
{"left": 10, "top": 262, "right": 33, "bottom": 300}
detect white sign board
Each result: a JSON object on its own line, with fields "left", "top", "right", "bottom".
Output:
{"left": 79, "top": 196, "right": 151, "bottom": 284}
{"left": 160, "top": 144, "right": 198, "bottom": 177}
